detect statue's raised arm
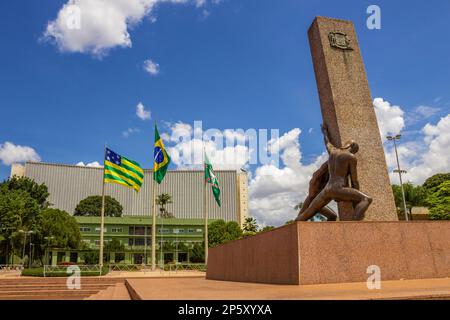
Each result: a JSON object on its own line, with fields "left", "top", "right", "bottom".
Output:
{"left": 321, "top": 124, "right": 336, "bottom": 154}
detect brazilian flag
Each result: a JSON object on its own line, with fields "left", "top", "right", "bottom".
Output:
{"left": 104, "top": 148, "right": 144, "bottom": 192}
{"left": 153, "top": 125, "right": 171, "bottom": 184}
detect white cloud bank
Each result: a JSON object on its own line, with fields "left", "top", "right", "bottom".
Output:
{"left": 373, "top": 97, "right": 404, "bottom": 139}
{"left": 374, "top": 98, "right": 449, "bottom": 185}
{"left": 42, "top": 0, "right": 219, "bottom": 57}
{"left": 0, "top": 142, "right": 41, "bottom": 165}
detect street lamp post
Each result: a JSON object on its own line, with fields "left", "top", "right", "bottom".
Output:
{"left": 387, "top": 135, "right": 409, "bottom": 221}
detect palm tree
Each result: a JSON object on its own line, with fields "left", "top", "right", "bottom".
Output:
{"left": 243, "top": 217, "right": 259, "bottom": 233}
{"left": 156, "top": 193, "right": 174, "bottom": 219}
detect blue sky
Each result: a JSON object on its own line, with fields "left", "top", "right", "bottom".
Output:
{"left": 0, "top": 0, "right": 449, "bottom": 225}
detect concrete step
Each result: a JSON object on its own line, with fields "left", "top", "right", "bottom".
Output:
{"left": 0, "top": 284, "right": 111, "bottom": 291}
{"left": 0, "top": 294, "right": 92, "bottom": 300}
{"left": 0, "top": 289, "right": 100, "bottom": 297}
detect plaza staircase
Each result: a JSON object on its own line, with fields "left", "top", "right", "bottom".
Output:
{"left": 0, "top": 277, "right": 130, "bottom": 300}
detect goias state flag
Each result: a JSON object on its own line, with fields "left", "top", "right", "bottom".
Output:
{"left": 104, "top": 148, "right": 144, "bottom": 192}
{"left": 153, "top": 124, "right": 171, "bottom": 184}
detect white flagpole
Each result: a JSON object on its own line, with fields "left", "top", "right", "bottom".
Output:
{"left": 151, "top": 179, "right": 157, "bottom": 271}
{"left": 203, "top": 146, "right": 209, "bottom": 266}
{"left": 99, "top": 144, "right": 107, "bottom": 268}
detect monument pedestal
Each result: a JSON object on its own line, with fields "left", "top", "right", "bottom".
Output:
{"left": 206, "top": 221, "right": 450, "bottom": 285}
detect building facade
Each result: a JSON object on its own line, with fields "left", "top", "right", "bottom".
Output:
{"left": 12, "top": 162, "right": 248, "bottom": 224}
{"left": 46, "top": 217, "right": 212, "bottom": 265}
{"left": 10, "top": 162, "right": 248, "bottom": 265}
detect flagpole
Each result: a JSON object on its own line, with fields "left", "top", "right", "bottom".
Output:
{"left": 99, "top": 143, "right": 107, "bottom": 268}
{"left": 151, "top": 179, "right": 157, "bottom": 271}
{"left": 203, "top": 146, "right": 209, "bottom": 266}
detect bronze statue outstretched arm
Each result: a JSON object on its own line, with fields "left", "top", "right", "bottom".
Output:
{"left": 321, "top": 124, "right": 336, "bottom": 154}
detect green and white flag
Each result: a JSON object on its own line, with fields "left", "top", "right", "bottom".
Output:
{"left": 204, "top": 154, "right": 221, "bottom": 207}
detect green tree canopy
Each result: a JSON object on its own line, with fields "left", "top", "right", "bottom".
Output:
{"left": 426, "top": 180, "right": 450, "bottom": 220}
{"left": 74, "top": 195, "right": 123, "bottom": 217}
{"left": 208, "top": 220, "right": 242, "bottom": 247}
{"left": 36, "top": 208, "right": 81, "bottom": 249}
{"left": 0, "top": 190, "right": 40, "bottom": 239}
{"left": 1, "top": 176, "right": 49, "bottom": 209}
{"left": 422, "top": 173, "right": 450, "bottom": 193}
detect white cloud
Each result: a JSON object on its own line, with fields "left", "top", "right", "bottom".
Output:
{"left": 249, "top": 129, "right": 327, "bottom": 226}
{"left": 0, "top": 142, "right": 41, "bottom": 165}
{"left": 122, "top": 128, "right": 141, "bottom": 138}
{"left": 373, "top": 97, "right": 405, "bottom": 140}
{"left": 388, "top": 114, "right": 450, "bottom": 185}
{"left": 76, "top": 161, "right": 102, "bottom": 167}
{"left": 136, "top": 102, "right": 151, "bottom": 120}
{"left": 165, "top": 122, "right": 250, "bottom": 171}
{"left": 42, "top": 0, "right": 219, "bottom": 56}
{"left": 415, "top": 105, "right": 441, "bottom": 118}
{"left": 143, "top": 59, "right": 160, "bottom": 75}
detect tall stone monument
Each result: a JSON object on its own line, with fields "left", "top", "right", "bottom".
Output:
{"left": 308, "top": 17, "right": 397, "bottom": 221}
{"left": 206, "top": 17, "right": 450, "bottom": 286}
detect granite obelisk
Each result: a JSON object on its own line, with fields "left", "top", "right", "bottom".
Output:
{"left": 308, "top": 16, "right": 397, "bottom": 221}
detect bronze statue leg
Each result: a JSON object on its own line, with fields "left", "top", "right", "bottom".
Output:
{"left": 319, "top": 206, "right": 337, "bottom": 221}
{"left": 330, "top": 188, "right": 372, "bottom": 220}
{"left": 295, "top": 190, "right": 331, "bottom": 221}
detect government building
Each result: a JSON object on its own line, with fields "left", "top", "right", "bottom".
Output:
{"left": 11, "top": 162, "right": 249, "bottom": 265}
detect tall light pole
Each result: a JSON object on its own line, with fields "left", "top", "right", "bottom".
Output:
{"left": 387, "top": 135, "right": 409, "bottom": 221}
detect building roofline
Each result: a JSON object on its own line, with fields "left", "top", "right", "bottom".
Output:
{"left": 24, "top": 161, "right": 239, "bottom": 173}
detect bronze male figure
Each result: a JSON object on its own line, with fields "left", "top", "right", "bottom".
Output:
{"left": 298, "top": 161, "right": 337, "bottom": 221}
{"left": 296, "top": 124, "right": 372, "bottom": 221}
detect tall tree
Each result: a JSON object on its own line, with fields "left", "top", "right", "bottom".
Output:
{"left": 208, "top": 220, "right": 242, "bottom": 247}
{"left": 426, "top": 180, "right": 450, "bottom": 220}
{"left": 423, "top": 173, "right": 450, "bottom": 193}
{"left": 74, "top": 195, "right": 123, "bottom": 217}
{"left": 0, "top": 190, "right": 40, "bottom": 262}
{"left": 156, "top": 193, "right": 174, "bottom": 219}
{"left": 36, "top": 208, "right": 81, "bottom": 249}
{"left": 1, "top": 176, "right": 49, "bottom": 209}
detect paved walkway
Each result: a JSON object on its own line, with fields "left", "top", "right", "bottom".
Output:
{"left": 126, "top": 277, "right": 450, "bottom": 300}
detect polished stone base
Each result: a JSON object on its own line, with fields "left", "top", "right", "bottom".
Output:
{"left": 206, "top": 221, "right": 450, "bottom": 285}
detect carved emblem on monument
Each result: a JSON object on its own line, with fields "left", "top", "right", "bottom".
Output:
{"left": 328, "top": 31, "right": 353, "bottom": 50}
